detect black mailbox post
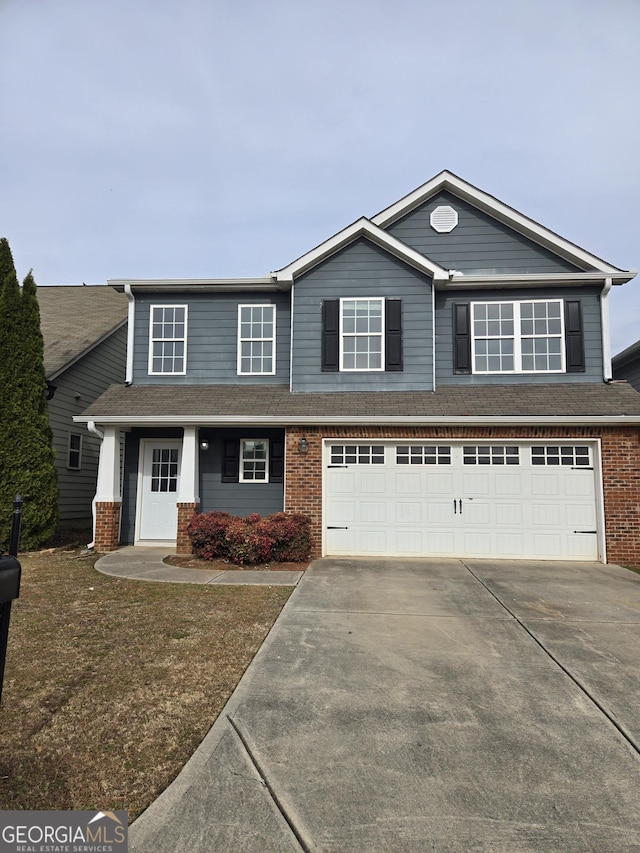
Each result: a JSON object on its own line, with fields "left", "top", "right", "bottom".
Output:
{"left": 0, "top": 496, "right": 23, "bottom": 704}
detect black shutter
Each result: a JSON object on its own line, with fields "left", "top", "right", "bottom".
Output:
{"left": 321, "top": 299, "right": 339, "bottom": 371}
{"left": 453, "top": 303, "right": 471, "bottom": 374}
{"left": 565, "top": 300, "right": 585, "bottom": 373}
{"left": 269, "top": 439, "right": 284, "bottom": 482}
{"left": 385, "top": 298, "right": 403, "bottom": 371}
{"left": 221, "top": 439, "right": 239, "bottom": 483}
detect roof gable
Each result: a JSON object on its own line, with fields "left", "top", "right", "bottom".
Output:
{"left": 371, "top": 170, "right": 627, "bottom": 276}
{"left": 274, "top": 217, "right": 449, "bottom": 283}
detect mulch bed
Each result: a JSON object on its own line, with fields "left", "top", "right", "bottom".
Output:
{"left": 164, "top": 555, "right": 309, "bottom": 572}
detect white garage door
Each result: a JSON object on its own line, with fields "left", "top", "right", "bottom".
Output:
{"left": 324, "top": 441, "right": 600, "bottom": 560}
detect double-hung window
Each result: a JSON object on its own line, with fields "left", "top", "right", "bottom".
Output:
{"left": 67, "top": 433, "right": 82, "bottom": 470}
{"left": 340, "top": 298, "right": 384, "bottom": 371}
{"left": 240, "top": 439, "right": 269, "bottom": 482}
{"left": 238, "top": 305, "right": 276, "bottom": 375}
{"left": 149, "top": 305, "right": 187, "bottom": 375}
{"left": 471, "top": 299, "right": 564, "bottom": 374}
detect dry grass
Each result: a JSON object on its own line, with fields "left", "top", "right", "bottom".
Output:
{"left": 0, "top": 547, "right": 292, "bottom": 820}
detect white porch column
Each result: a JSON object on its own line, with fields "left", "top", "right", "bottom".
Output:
{"left": 95, "top": 426, "right": 121, "bottom": 502}
{"left": 178, "top": 427, "right": 200, "bottom": 505}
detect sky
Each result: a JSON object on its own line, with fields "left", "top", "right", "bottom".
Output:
{"left": 1, "top": 0, "right": 639, "bottom": 353}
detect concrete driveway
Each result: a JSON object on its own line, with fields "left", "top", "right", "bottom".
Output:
{"left": 130, "top": 558, "right": 640, "bottom": 852}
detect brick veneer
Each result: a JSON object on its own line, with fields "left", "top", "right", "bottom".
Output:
{"left": 94, "top": 501, "right": 122, "bottom": 552}
{"left": 176, "top": 502, "right": 199, "bottom": 555}
{"left": 285, "top": 425, "right": 640, "bottom": 567}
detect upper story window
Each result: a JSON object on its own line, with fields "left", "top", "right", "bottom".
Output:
{"left": 238, "top": 305, "right": 276, "bottom": 375}
{"left": 471, "top": 299, "right": 564, "bottom": 374}
{"left": 340, "top": 298, "right": 384, "bottom": 371}
{"left": 149, "top": 305, "right": 187, "bottom": 375}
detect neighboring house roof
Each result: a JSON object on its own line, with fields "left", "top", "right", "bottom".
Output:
{"left": 76, "top": 382, "right": 640, "bottom": 427}
{"left": 38, "top": 285, "right": 128, "bottom": 379}
{"left": 612, "top": 339, "right": 640, "bottom": 371}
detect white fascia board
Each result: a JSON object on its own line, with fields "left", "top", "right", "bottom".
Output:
{"left": 73, "top": 414, "right": 640, "bottom": 427}
{"left": 274, "top": 218, "right": 449, "bottom": 283}
{"left": 371, "top": 170, "right": 627, "bottom": 275}
{"left": 438, "top": 271, "right": 637, "bottom": 290}
{"left": 108, "top": 278, "right": 283, "bottom": 293}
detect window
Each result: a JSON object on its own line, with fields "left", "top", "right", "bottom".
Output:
{"left": 149, "top": 305, "right": 187, "bottom": 375}
{"left": 330, "top": 445, "right": 385, "bottom": 465}
{"left": 240, "top": 439, "right": 269, "bottom": 482}
{"left": 151, "top": 447, "right": 179, "bottom": 491}
{"left": 531, "top": 446, "right": 590, "bottom": 467}
{"left": 340, "top": 298, "right": 384, "bottom": 371}
{"left": 396, "top": 445, "right": 451, "bottom": 465}
{"left": 471, "top": 300, "right": 564, "bottom": 374}
{"left": 67, "top": 433, "right": 82, "bottom": 470}
{"left": 238, "top": 305, "right": 276, "bottom": 375}
{"left": 463, "top": 445, "right": 520, "bottom": 465}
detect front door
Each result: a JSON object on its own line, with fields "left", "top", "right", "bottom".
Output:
{"left": 137, "top": 440, "right": 181, "bottom": 542}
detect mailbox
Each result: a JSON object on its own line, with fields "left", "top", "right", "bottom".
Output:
{"left": 0, "top": 554, "right": 21, "bottom": 604}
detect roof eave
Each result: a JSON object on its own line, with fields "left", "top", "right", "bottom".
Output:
{"left": 73, "top": 414, "right": 640, "bottom": 428}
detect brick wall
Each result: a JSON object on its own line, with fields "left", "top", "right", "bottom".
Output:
{"left": 284, "top": 425, "right": 640, "bottom": 567}
{"left": 176, "top": 502, "right": 199, "bottom": 555}
{"left": 94, "top": 501, "right": 122, "bottom": 552}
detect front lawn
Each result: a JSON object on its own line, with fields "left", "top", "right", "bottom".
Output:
{"left": 0, "top": 547, "right": 291, "bottom": 820}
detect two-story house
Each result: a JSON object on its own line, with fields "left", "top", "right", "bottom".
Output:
{"left": 76, "top": 171, "right": 640, "bottom": 567}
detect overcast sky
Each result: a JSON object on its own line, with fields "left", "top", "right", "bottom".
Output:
{"left": 1, "top": 0, "right": 639, "bottom": 353}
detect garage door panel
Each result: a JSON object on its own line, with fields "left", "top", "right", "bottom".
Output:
{"left": 325, "top": 442, "right": 599, "bottom": 560}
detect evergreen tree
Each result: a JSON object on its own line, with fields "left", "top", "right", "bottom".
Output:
{"left": 0, "top": 238, "right": 16, "bottom": 299}
{"left": 0, "top": 268, "right": 58, "bottom": 549}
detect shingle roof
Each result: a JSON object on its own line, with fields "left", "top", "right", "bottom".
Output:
{"left": 38, "top": 286, "right": 128, "bottom": 378}
{"left": 77, "top": 381, "right": 640, "bottom": 425}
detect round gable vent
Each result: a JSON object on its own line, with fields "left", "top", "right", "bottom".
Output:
{"left": 430, "top": 205, "right": 458, "bottom": 233}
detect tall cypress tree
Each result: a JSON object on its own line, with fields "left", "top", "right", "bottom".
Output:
{"left": 0, "top": 238, "right": 16, "bottom": 299}
{"left": 0, "top": 268, "right": 58, "bottom": 549}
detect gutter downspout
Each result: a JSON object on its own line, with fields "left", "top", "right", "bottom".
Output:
{"left": 432, "top": 280, "right": 436, "bottom": 391}
{"left": 124, "top": 284, "right": 135, "bottom": 385}
{"left": 601, "top": 277, "right": 613, "bottom": 382}
{"left": 86, "top": 420, "right": 104, "bottom": 549}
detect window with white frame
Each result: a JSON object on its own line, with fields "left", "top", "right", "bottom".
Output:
{"left": 149, "top": 305, "right": 187, "bottom": 375}
{"left": 67, "top": 433, "right": 82, "bottom": 470}
{"left": 340, "top": 298, "right": 384, "bottom": 371}
{"left": 240, "top": 439, "right": 269, "bottom": 481}
{"left": 238, "top": 305, "right": 276, "bottom": 375}
{"left": 472, "top": 299, "right": 564, "bottom": 374}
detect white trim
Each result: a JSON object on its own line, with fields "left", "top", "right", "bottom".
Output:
{"left": 237, "top": 304, "right": 277, "bottom": 376}
{"left": 594, "top": 437, "right": 607, "bottom": 563}
{"left": 239, "top": 438, "right": 270, "bottom": 483}
{"left": 289, "top": 283, "right": 295, "bottom": 392}
{"left": 371, "top": 170, "right": 629, "bottom": 275}
{"left": 75, "top": 413, "right": 640, "bottom": 427}
{"left": 94, "top": 426, "right": 121, "bottom": 503}
{"left": 601, "top": 278, "right": 613, "bottom": 381}
{"left": 124, "top": 284, "right": 135, "bottom": 385}
{"left": 177, "top": 427, "right": 200, "bottom": 504}
{"left": 471, "top": 298, "right": 565, "bottom": 375}
{"left": 440, "top": 271, "right": 635, "bottom": 286}
{"left": 339, "top": 297, "right": 385, "bottom": 372}
{"left": 274, "top": 217, "right": 449, "bottom": 283}
{"left": 148, "top": 304, "right": 188, "bottom": 376}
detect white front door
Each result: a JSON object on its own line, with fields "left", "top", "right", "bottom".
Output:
{"left": 137, "top": 440, "right": 181, "bottom": 542}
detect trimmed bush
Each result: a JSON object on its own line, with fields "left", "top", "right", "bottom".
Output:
{"left": 186, "top": 510, "right": 311, "bottom": 565}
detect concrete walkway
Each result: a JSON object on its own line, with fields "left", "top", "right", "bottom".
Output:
{"left": 95, "top": 546, "right": 304, "bottom": 586}
{"left": 129, "top": 557, "right": 640, "bottom": 852}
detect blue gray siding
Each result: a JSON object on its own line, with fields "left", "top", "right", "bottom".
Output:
{"left": 292, "top": 238, "right": 434, "bottom": 392}
{"left": 386, "top": 191, "right": 582, "bottom": 275}
{"left": 435, "top": 286, "right": 603, "bottom": 385}
{"left": 120, "top": 428, "right": 284, "bottom": 545}
{"left": 48, "top": 325, "right": 127, "bottom": 525}
{"left": 132, "top": 292, "right": 290, "bottom": 385}
{"left": 613, "top": 360, "right": 640, "bottom": 393}
{"left": 199, "top": 429, "right": 284, "bottom": 516}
